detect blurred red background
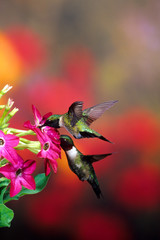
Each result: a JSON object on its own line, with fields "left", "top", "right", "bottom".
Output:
{"left": 0, "top": 1, "right": 160, "bottom": 240}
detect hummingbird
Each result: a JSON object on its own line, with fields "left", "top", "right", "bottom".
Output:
{"left": 43, "top": 100, "right": 118, "bottom": 143}
{"left": 60, "top": 135, "right": 113, "bottom": 198}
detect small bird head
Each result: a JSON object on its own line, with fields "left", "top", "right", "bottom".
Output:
{"left": 60, "top": 135, "right": 74, "bottom": 151}
{"left": 43, "top": 114, "right": 61, "bottom": 128}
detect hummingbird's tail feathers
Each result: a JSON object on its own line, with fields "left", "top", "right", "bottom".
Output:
{"left": 88, "top": 179, "right": 102, "bottom": 199}
{"left": 79, "top": 131, "right": 112, "bottom": 143}
{"left": 68, "top": 101, "right": 83, "bottom": 127}
{"left": 79, "top": 131, "right": 97, "bottom": 138}
{"left": 83, "top": 153, "right": 112, "bottom": 164}
{"left": 98, "top": 135, "right": 113, "bottom": 143}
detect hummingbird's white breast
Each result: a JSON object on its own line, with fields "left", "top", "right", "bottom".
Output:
{"left": 59, "top": 116, "right": 64, "bottom": 127}
{"left": 66, "top": 146, "right": 78, "bottom": 161}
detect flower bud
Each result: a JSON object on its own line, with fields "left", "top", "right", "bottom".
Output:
{"left": 0, "top": 85, "right": 12, "bottom": 98}
{"left": 6, "top": 98, "right": 14, "bottom": 110}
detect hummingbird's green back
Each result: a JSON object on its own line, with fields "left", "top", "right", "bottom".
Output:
{"left": 48, "top": 114, "right": 62, "bottom": 121}
{"left": 63, "top": 113, "right": 97, "bottom": 137}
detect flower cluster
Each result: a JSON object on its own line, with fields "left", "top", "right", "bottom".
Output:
{"left": 0, "top": 155, "right": 36, "bottom": 197}
{"left": 0, "top": 85, "right": 61, "bottom": 204}
{"left": 24, "top": 105, "right": 61, "bottom": 175}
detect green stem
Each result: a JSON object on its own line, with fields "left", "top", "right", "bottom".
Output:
{"left": 17, "top": 130, "right": 36, "bottom": 137}
{"left": 2, "top": 108, "right": 19, "bottom": 124}
{"left": 15, "top": 138, "right": 41, "bottom": 154}
{"left": 19, "top": 138, "right": 40, "bottom": 146}
{"left": 0, "top": 99, "right": 15, "bottom": 125}
{"left": 0, "top": 105, "right": 5, "bottom": 110}
{"left": 19, "top": 138, "right": 31, "bottom": 144}
{"left": 5, "top": 128, "right": 36, "bottom": 137}
{"left": 0, "top": 109, "right": 9, "bottom": 125}
{"left": 15, "top": 145, "right": 40, "bottom": 154}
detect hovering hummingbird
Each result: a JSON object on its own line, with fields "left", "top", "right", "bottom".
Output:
{"left": 60, "top": 135, "right": 113, "bottom": 198}
{"left": 43, "top": 100, "right": 118, "bottom": 143}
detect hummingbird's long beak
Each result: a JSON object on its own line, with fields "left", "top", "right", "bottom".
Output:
{"left": 41, "top": 119, "right": 60, "bottom": 128}
{"left": 38, "top": 121, "right": 47, "bottom": 128}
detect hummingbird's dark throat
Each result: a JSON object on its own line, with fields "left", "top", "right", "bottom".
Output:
{"left": 0, "top": 138, "right": 5, "bottom": 146}
{"left": 60, "top": 139, "right": 73, "bottom": 151}
{"left": 43, "top": 142, "right": 50, "bottom": 151}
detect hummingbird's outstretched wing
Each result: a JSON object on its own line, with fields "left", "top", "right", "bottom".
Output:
{"left": 82, "top": 153, "right": 112, "bottom": 164}
{"left": 82, "top": 100, "right": 118, "bottom": 126}
{"left": 68, "top": 101, "right": 83, "bottom": 127}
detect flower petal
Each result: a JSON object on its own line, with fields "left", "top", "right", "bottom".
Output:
{"left": 10, "top": 177, "right": 22, "bottom": 197}
{"left": 34, "top": 128, "right": 47, "bottom": 143}
{"left": 43, "top": 127, "right": 60, "bottom": 144}
{"left": 40, "top": 112, "right": 52, "bottom": 126}
{"left": 0, "top": 130, "right": 5, "bottom": 138}
{"left": 38, "top": 144, "right": 60, "bottom": 161}
{"left": 14, "top": 154, "right": 24, "bottom": 168}
{"left": 20, "top": 174, "right": 36, "bottom": 190}
{"left": 1, "top": 147, "right": 20, "bottom": 165}
{"left": 24, "top": 120, "right": 34, "bottom": 130}
{"left": 5, "top": 134, "right": 19, "bottom": 147}
{"left": 50, "top": 143, "right": 61, "bottom": 155}
{"left": 44, "top": 159, "right": 51, "bottom": 176}
{"left": 22, "top": 160, "right": 36, "bottom": 174}
{"left": 37, "top": 149, "right": 44, "bottom": 159}
{"left": 49, "top": 159, "right": 58, "bottom": 173}
{"left": 49, "top": 148, "right": 60, "bottom": 160}
{"left": 42, "top": 112, "right": 52, "bottom": 122}
{"left": 0, "top": 163, "right": 15, "bottom": 179}
{"left": 32, "top": 105, "right": 42, "bottom": 126}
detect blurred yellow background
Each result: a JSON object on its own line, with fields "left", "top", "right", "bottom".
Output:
{"left": 0, "top": 1, "right": 160, "bottom": 240}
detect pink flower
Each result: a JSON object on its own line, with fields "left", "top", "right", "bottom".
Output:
{"left": 0, "top": 155, "right": 36, "bottom": 197}
{"left": 0, "top": 130, "right": 19, "bottom": 164}
{"left": 24, "top": 105, "right": 61, "bottom": 175}
{"left": 24, "top": 105, "right": 52, "bottom": 129}
{"left": 42, "top": 126, "right": 60, "bottom": 145}
{"left": 37, "top": 133, "right": 61, "bottom": 175}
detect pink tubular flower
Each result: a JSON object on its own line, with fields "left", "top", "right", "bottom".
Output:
{"left": 0, "top": 130, "right": 19, "bottom": 164}
{"left": 42, "top": 126, "right": 60, "bottom": 145}
{"left": 24, "top": 105, "right": 52, "bottom": 129}
{"left": 24, "top": 105, "right": 61, "bottom": 175}
{"left": 0, "top": 155, "right": 36, "bottom": 197}
{"left": 37, "top": 133, "right": 61, "bottom": 175}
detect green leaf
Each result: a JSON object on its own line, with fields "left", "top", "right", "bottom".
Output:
{"left": 0, "top": 178, "right": 10, "bottom": 204}
{"left": 0, "top": 178, "right": 10, "bottom": 188}
{"left": 3, "top": 173, "right": 50, "bottom": 203}
{"left": 0, "top": 204, "right": 14, "bottom": 228}
{"left": 17, "top": 173, "right": 50, "bottom": 196}
{"left": 0, "top": 159, "right": 8, "bottom": 167}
